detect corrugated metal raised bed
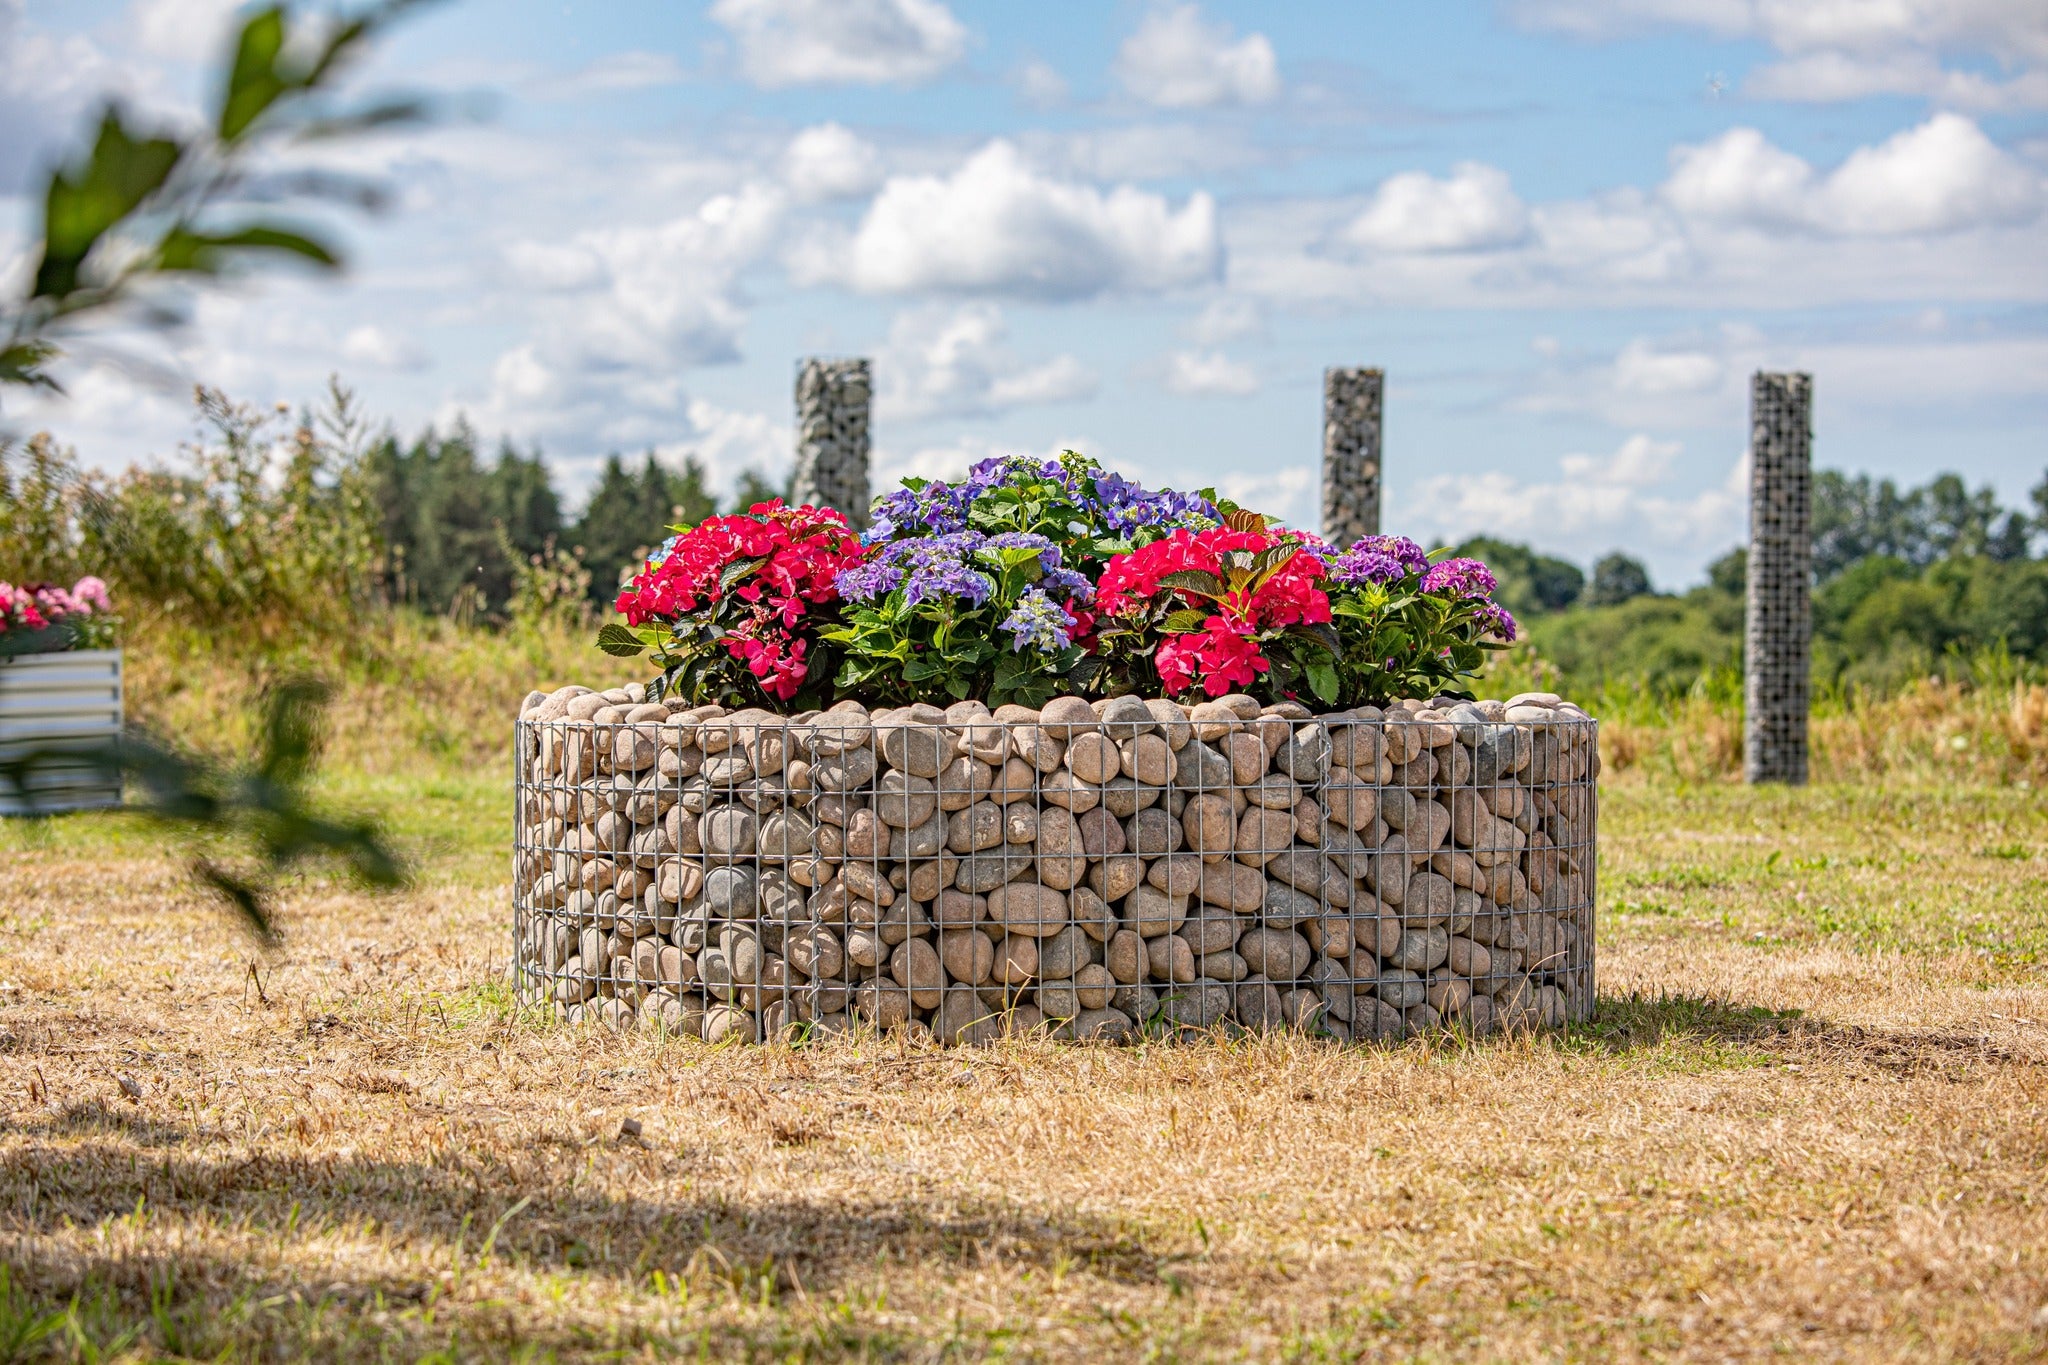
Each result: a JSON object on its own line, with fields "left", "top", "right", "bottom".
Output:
{"left": 0, "top": 649, "right": 124, "bottom": 815}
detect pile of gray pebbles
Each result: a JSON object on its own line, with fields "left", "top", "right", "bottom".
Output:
{"left": 513, "top": 687, "right": 1597, "bottom": 1044}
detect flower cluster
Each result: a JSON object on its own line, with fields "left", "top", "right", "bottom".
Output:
{"left": 824, "top": 454, "right": 1216, "bottom": 707}
{"left": 1330, "top": 535, "right": 1429, "bottom": 586}
{"left": 1320, "top": 537, "right": 1517, "bottom": 703}
{"left": 608, "top": 502, "right": 867, "bottom": 704}
{"left": 1095, "top": 525, "right": 1332, "bottom": 699}
{"left": 604, "top": 458, "right": 1519, "bottom": 710}
{"left": 1098, "top": 527, "right": 1328, "bottom": 630}
{"left": 0, "top": 576, "right": 116, "bottom": 650}
{"left": 866, "top": 453, "right": 1216, "bottom": 556}
{"left": 0, "top": 583, "right": 49, "bottom": 635}
{"left": 1421, "top": 556, "right": 1498, "bottom": 599}
{"left": 1157, "top": 616, "right": 1272, "bottom": 697}
{"left": 998, "top": 588, "right": 1076, "bottom": 654}
{"left": 617, "top": 502, "right": 860, "bottom": 627}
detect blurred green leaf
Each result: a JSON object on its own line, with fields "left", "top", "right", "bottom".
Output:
{"left": 0, "top": 340, "right": 61, "bottom": 392}
{"left": 219, "top": 6, "right": 290, "bottom": 142}
{"left": 34, "top": 109, "right": 183, "bottom": 300}
{"left": 155, "top": 224, "right": 339, "bottom": 275}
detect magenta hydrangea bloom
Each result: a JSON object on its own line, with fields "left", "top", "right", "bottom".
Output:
{"left": 1422, "top": 556, "right": 1498, "bottom": 599}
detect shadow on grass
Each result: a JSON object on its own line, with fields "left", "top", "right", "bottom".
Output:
{"left": 1576, "top": 989, "right": 2040, "bottom": 1073}
{"left": 0, "top": 1128, "right": 1168, "bottom": 1361}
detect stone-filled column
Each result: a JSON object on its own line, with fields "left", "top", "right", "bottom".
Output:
{"left": 793, "top": 357, "right": 872, "bottom": 530}
{"left": 1322, "top": 367, "right": 1382, "bottom": 545}
{"left": 1745, "top": 371, "right": 1813, "bottom": 785}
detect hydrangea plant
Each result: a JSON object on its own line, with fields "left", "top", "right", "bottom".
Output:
{"left": 0, "top": 576, "right": 116, "bottom": 655}
{"left": 1320, "top": 536, "right": 1517, "bottom": 703}
{"left": 599, "top": 502, "right": 868, "bottom": 707}
{"left": 1086, "top": 514, "right": 1339, "bottom": 700}
{"left": 825, "top": 453, "right": 1222, "bottom": 706}
{"left": 596, "top": 460, "right": 1519, "bottom": 711}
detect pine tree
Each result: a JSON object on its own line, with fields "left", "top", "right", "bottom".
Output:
{"left": 572, "top": 451, "right": 717, "bottom": 605}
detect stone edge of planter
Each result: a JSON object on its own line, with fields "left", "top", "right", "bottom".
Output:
{"left": 511, "top": 686, "right": 1598, "bottom": 1046}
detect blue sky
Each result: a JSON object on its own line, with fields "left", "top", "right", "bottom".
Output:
{"left": 4, "top": 0, "right": 2045, "bottom": 587}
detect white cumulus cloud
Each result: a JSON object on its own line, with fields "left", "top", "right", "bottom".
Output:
{"left": 1014, "top": 59, "right": 1069, "bottom": 108}
{"left": 1115, "top": 3, "right": 1280, "bottom": 109}
{"left": 1393, "top": 436, "right": 1746, "bottom": 568}
{"left": 1215, "top": 464, "right": 1315, "bottom": 531}
{"left": 798, "top": 139, "right": 1222, "bottom": 299}
{"left": 1158, "top": 349, "right": 1259, "bottom": 397}
{"left": 1342, "top": 162, "right": 1531, "bottom": 253}
{"left": 781, "top": 122, "right": 884, "bottom": 202}
{"left": 1184, "top": 296, "right": 1265, "bottom": 344}
{"left": 1665, "top": 114, "right": 2040, "bottom": 236}
{"left": 341, "top": 324, "right": 428, "bottom": 371}
{"left": 1509, "top": 0, "right": 2048, "bottom": 110}
{"left": 709, "top": 0, "right": 967, "bottom": 88}
{"left": 493, "top": 182, "right": 788, "bottom": 401}
{"left": 126, "top": 0, "right": 245, "bottom": 62}
{"left": 876, "top": 303, "right": 1096, "bottom": 419}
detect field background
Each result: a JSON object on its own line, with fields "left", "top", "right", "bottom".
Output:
{"left": 0, "top": 629, "right": 2043, "bottom": 1363}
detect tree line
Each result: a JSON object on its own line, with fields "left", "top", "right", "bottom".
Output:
{"left": 1469, "top": 467, "right": 2048, "bottom": 694}
{"left": 364, "top": 422, "right": 789, "bottom": 617}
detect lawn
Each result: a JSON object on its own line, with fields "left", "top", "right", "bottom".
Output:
{"left": 0, "top": 759, "right": 2043, "bottom": 1361}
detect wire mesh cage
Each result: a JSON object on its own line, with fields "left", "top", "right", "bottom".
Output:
{"left": 511, "top": 692, "right": 1597, "bottom": 1044}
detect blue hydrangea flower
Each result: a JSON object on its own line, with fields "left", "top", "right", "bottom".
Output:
{"left": 863, "top": 455, "right": 1216, "bottom": 547}
{"left": 978, "top": 531, "right": 1060, "bottom": 568}
{"left": 837, "top": 533, "right": 996, "bottom": 606}
{"left": 999, "top": 587, "right": 1072, "bottom": 653}
{"left": 1042, "top": 566, "right": 1095, "bottom": 605}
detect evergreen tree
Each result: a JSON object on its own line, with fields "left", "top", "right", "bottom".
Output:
{"left": 490, "top": 440, "right": 561, "bottom": 560}
{"left": 361, "top": 423, "right": 567, "bottom": 616}
{"left": 572, "top": 451, "right": 719, "bottom": 605}
{"left": 729, "top": 464, "right": 793, "bottom": 514}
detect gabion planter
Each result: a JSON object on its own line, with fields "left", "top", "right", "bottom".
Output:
{"left": 512, "top": 690, "right": 1597, "bottom": 1044}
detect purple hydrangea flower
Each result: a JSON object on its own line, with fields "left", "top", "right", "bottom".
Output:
{"left": 1345, "top": 535, "right": 1429, "bottom": 575}
{"left": 834, "top": 557, "right": 903, "bottom": 600}
{"left": 1422, "top": 556, "right": 1498, "bottom": 599}
{"left": 1330, "top": 549, "right": 1408, "bottom": 586}
{"left": 998, "top": 588, "right": 1072, "bottom": 653}
{"left": 1475, "top": 602, "right": 1519, "bottom": 643}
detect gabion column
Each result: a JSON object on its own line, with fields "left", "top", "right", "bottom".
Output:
{"left": 793, "top": 357, "right": 872, "bottom": 531}
{"left": 1322, "top": 367, "right": 1382, "bottom": 545}
{"left": 1745, "top": 372, "right": 1813, "bottom": 785}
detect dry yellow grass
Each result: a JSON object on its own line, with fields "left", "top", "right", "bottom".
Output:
{"left": 1, "top": 769, "right": 2044, "bottom": 1360}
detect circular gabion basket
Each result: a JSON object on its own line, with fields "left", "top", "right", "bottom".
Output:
{"left": 511, "top": 691, "right": 1597, "bottom": 1044}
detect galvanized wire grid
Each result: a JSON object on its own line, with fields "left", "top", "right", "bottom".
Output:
{"left": 511, "top": 698, "right": 1597, "bottom": 1044}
